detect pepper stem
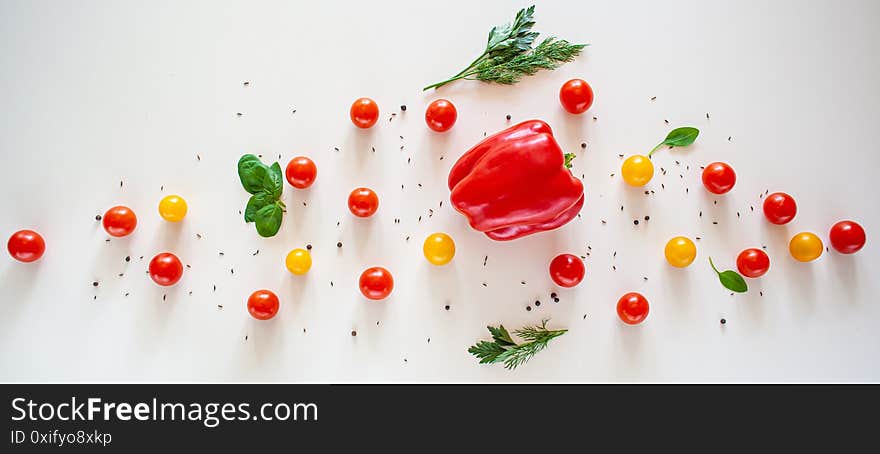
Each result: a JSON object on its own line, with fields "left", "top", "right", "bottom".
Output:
{"left": 564, "top": 153, "right": 576, "bottom": 169}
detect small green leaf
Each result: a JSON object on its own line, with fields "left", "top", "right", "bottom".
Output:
{"left": 244, "top": 192, "right": 273, "bottom": 223}
{"left": 238, "top": 154, "right": 268, "bottom": 194}
{"left": 709, "top": 257, "right": 748, "bottom": 293}
{"left": 564, "top": 152, "right": 576, "bottom": 169}
{"left": 662, "top": 127, "right": 700, "bottom": 147}
{"left": 254, "top": 202, "right": 283, "bottom": 237}
{"left": 719, "top": 270, "right": 748, "bottom": 293}
{"left": 488, "top": 325, "right": 516, "bottom": 346}
{"left": 261, "top": 162, "right": 283, "bottom": 199}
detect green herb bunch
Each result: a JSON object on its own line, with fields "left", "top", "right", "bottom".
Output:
{"left": 468, "top": 320, "right": 567, "bottom": 370}
{"left": 237, "top": 154, "right": 286, "bottom": 237}
{"left": 423, "top": 5, "right": 586, "bottom": 91}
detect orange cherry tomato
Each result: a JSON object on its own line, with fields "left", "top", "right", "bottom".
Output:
{"left": 247, "top": 289, "right": 280, "bottom": 320}
{"left": 285, "top": 156, "right": 317, "bottom": 189}
{"left": 350, "top": 97, "right": 379, "bottom": 129}
{"left": 559, "top": 79, "right": 594, "bottom": 114}
{"left": 425, "top": 99, "right": 457, "bottom": 132}
{"left": 7, "top": 229, "right": 45, "bottom": 263}
{"left": 359, "top": 267, "right": 393, "bottom": 300}
{"left": 103, "top": 206, "right": 137, "bottom": 237}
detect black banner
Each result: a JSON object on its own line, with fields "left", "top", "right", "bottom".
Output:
{"left": 2, "top": 384, "right": 876, "bottom": 450}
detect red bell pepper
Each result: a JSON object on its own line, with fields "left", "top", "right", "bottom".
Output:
{"left": 448, "top": 120, "right": 584, "bottom": 241}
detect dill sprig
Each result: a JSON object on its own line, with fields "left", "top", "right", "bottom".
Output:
{"left": 423, "top": 6, "right": 587, "bottom": 91}
{"left": 468, "top": 320, "right": 568, "bottom": 370}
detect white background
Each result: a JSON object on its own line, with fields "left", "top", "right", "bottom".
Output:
{"left": 1, "top": 0, "right": 878, "bottom": 382}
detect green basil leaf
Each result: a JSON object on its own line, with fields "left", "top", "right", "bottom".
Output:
{"left": 238, "top": 154, "right": 268, "bottom": 194}
{"left": 244, "top": 192, "right": 273, "bottom": 223}
{"left": 265, "top": 162, "right": 283, "bottom": 199}
{"left": 662, "top": 127, "right": 700, "bottom": 147}
{"left": 718, "top": 270, "right": 748, "bottom": 293}
{"left": 254, "top": 202, "right": 283, "bottom": 237}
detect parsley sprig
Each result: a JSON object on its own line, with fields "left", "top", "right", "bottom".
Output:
{"left": 468, "top": 320, "right": 567, "bottom": 370}
{"left": 423, "top": 6, "right": 587, "bottom": 91}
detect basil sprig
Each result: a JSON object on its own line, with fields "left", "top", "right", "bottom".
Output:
{"left": 238, "top": 154, "right": 285, "bottom": 237}
{"left": 648, "top": 127, "right": 700, "bottom": 157}
{"left": 709, "top": 257, "right": 748, "bottom": 293}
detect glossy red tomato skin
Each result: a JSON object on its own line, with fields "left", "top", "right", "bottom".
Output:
{"left": 829, "top": 220, "right": 866, "bottom": 254}
{"left": 102, "top": 206, "right": 138, "bottom": 237}
{"left": 348, "top": 187, "right": 379, "bottom": 218}
{"left": 359, "top": 267, "right": 394, "bottom": 300}
{"left": 736, "top": 248, "right": 770, "bottom": 278}
{"left": 701, "top": 162, "right": 737, "bottom": 195}
{"left": 148, "top": 253, "right": 183, "bottom": 286}
{"left": 617, "top": 292, "right": 649, "bottom": 325}
{"left": 763, "top": 192, "right": 797, "bottom": 225}
{"left": 7, "top": 230, "right": 45, "bottom": 263}
{"left": 247, "top": 290, "right": 280, "bottom": 320}
{"left": 425, "top": 99, "right": 457, "bottom": 132}
{"left": 285, "top": 156, "right": 317, "bottom": 189}
{"left": 350, "top": 97, "right": 379, "bottom": 129}
{"left": 549, "top": 253, "right": 585, "bottom": 287}
{"left": 559, "top": 79, "right": 594, "bottom": 114}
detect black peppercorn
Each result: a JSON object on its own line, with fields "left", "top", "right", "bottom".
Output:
{"left": 506, "top": 114, "right": 511, "bottom": 120}
{"left": 306, "top": 244, "right": 312, "bottom": 250}
{"left": 720, "top": 318, "right": 727, "bottom": 325}
{"left": 400, "top": 105, "right": 407, "bottom": 111}
{"left": 337, "top": 242, "right": 342, "bottom": 248}
{"left": 95, "top": 214, "right": 102, "bottom": 221}
{"left": 634, "top": 220, "right": 639, "bottom": 225}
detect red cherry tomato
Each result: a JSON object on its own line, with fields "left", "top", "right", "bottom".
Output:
{"left": 829, "top": 220, "right": 866, "bottom": 254}
{"left": 348, "top": 187, "right": 379, "bottom": 218}
{"left": 736, "top": 248, "right": 770, "bottom": 278}
{"left": 285, "top": 156, "right": 317, "bottom": 189}
{"left": 7, "top": 230, "right": 45, "bottom": 263}
{"left": 549, "top": 253, "right": 585, "bottom": 288}
{"left": 148, "top": 253, "right": 183, "bottom": 286}
{"left": 350, "top": 97, "right": 379, "bottom": 129}
{"left": 701, "top": 162, "right": 736, "bottom": 195}
{"left": 247, "top": 289, "right": 280, "bottom": 320}
{"left": 102, "top": 206, "right": 137, "bottom": 237}
{"left": 425, "top": 99, "right": 457, "bottom": 132}
{"left": 617, "top": 292, "right": 649, "bottom": 325}
{"left": 763, "top": 192, "right": 797, "bottom": 225}
{"left": 559, "top": 79, "right": 594, "bottom": 114}
{"left": 359, "top": 267, "right": 394, "bottom": 300}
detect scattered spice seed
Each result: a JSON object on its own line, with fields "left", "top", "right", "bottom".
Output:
{"left": 92, "top": 281, "right": 99, "bottom": 287}
{"left": 581, "top": 143, "right": 587, "bottom": 149}
{"left": 706, "top": 112, "right": 710, "bottom": 119}
{"left": 728, "top": 136, "right": 732, "bottom": 141}
{"left": 712, "top": 221, "right": 718, "bottom": 225}
{"left": 483, "top": 256, "right": 488, "bottom": 266}
{"left": 243, "top": 81, "right": 249, "bottom": 86}
{"left": 664, "top": 119, "right": 670, "bottom": 124}
{"left": 535, "top": 301, "right": 541, "bottom": 307}
{"left": 592, "top": 116, "right": 597, "bottom": 121}
{"left": 506, "top": 114, "right": 511, "bottom": 120}
{"left": 601, "top": 220, "right": 606, "bottom": 224}
{"left": 553, "top": 298, "right": 560, "bottom": 303}
{"left": 337, "top": 242, "right": 342, "bottom": 248}
{"left": 644, "top": 215, "right": 650, "bottom": 221}
{"left": 125, "top": 256, "right": 130, "bottom": 262}
{"left": 124, "top": 293, "right": 129, "bottom": 297}
{"left": 720, "top": 318, "right": 726, "bottom": 325}
{"left": 445, "top": 305, "right": 450, "bottom": 311}
{"left": 526, "top": 306, "right": 532, "bottom": 311}
{"left": 482, "top": 282, "right": 488, "bottom": 287}
{"left": 236, "top": 112, "right": 242, "bottom": 117}
{"left": 163, "top": 294, "right": 166, "bottom": 301}
{"left": 196, "top": 234, "right": 202, "bottom": 239}
{"left": 219, "top": 252, "right": 224, "bottom": 256}
{"left": 252, "top": 250, "right": 259, "bottom": 256}
{"left": 633, "top": 220, "right": 639, "bottom": 225}
{"left": 550, "top": 292, "right": 557, "bottom": 299}
{"left": 197, "top": 154, "right": 201, "bottom": 161}
{"left": 351, "top": 330, "right": 357, "bottom": 337}
{"left": 306, "top": 244, "right": 312, "bottom": 250}
{"left": 400, "top": 105, "right": 406, "bottom": 111}
{"left": 95, "top": 214, "right": 102, "bottom": 221}
{"left": 651, "top": 96, "right": 657, "bottom": 101}
{"left": 213, "top": 285, "right": 217, "bottom": 291}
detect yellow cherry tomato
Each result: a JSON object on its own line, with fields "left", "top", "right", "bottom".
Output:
{"left": 789, "top": 232, "right": 823, "bottom": 262}
{"left": 158, "top": 195, "right": 187, "bottom": 222}
{"left": 621, "top": 155, "right": 654, "bottom": 186}
{"left": 285, "top": 248, "right": 312, "bottom": 275}
{"left": 664, "top": 236, "right": 697, "bottom": 268}
{"left": 423, "top": 232, "right": 455, "bottom": 266}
